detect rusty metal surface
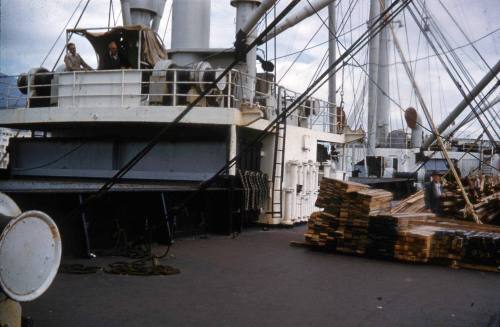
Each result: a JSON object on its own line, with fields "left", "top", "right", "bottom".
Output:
{"left": 0, "top": 211, "right": 61, "bottom": 302}
{"left": 0, "top": 179, "right": 227, "bottom": 193}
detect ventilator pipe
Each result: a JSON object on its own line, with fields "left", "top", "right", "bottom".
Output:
{"left": 283, "top": 188, "right": 294, "bottom": 225}
{"left": 259, "top": 0, "right": 336, "bottom": 44}
{"left": 297, "top": 163, "right": 303, "bottom": 222}
{"left": 151, "top": 1, "right": 168, "bottom": 32}
{"left": 422, "top": 59, "right": 500, "bottom": 149}
{"left": 238, "top": 0, "right": 277, "bottom": 36}
{"left": 287, "top": 161, "right": 299, "bottom": 222}
{"left": 297, "top": 163, "right": 304, "bottom": 189}
{"left": 121, "top": 0, "right": 132, "bottom": 26}
{"left": 322, "top": 161, "right": 331, "bottom": 178}
{"left": 304, "top": 163, "right": 310, "bottom": 193}
{"left": 313, "top": 163, "right": 320, "bottom": 192}
{"left": 171, "top": 0, "right": 211, "bottom": 50}
{"left": 297, "top": 195, "right": 303, "bottom": 222}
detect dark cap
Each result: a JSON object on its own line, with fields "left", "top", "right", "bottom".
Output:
{"left": 431, "top": 171, "right": 442, "bottom": 176}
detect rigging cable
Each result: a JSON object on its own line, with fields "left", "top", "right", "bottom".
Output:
{"left": 308, "top": 0, "right": 415, "bottom": 129}
{"left": 306, "top": 0, "right": 496, "bottom": 161}
{"left": 172, "top": 0, "right": 415, "bottom": 212}
{"left": 278, "top": 0, "right": 358, "bottom": 85}
{"left": 66, "top": 0, "right": 303, "bottom": 216}
{"left": 408, "top": 3, "right": 500, "bottom": 143}
{"left": 277, "top": 22, "right": 324, "bottom": 83}
{"left": 51, "top": 0, "right": 92, "bottom": 72}
{"left": 111, "top": 0, "right": 117, "bottom": 26}
{"left": 108, "top": 0, "right": 112, "bottom": 29}
{"left": 435, "top": 0, "right": 500, "bottom": 129}
{"left": 40, "top": 0, "right": 84, "bottom": 67}
{"left": 161, "top": 3, "right": 173, "bottom": 43}
{"left": 415, "top": 1, "right": 500, "bottom": 133}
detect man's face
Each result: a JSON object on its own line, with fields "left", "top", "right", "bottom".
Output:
{"left": 432, "top": 175, "right": 441, "bottom": 183}
{"left": 109, "top": 43, "right": 118, "bottom": 55}
{"left": 68, "top": 45, "right": 76, "bottom": 55}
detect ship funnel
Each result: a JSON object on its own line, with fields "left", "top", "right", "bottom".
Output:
{"left": 405, "top": 107, "right": 423, "bottom": 148}
{"left": 121, "top": 0, "right": 167, "bottom": 32}
{"left": 170, "top": 0, "right": 211, "bottom": 65}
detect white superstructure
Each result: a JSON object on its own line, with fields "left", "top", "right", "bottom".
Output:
{"left": 0, "top": 0, "right": 364, "bottom": 227}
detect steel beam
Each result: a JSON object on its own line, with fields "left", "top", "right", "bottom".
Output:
{"left": 421, "top": 61, "right": 500, "bottom": 149}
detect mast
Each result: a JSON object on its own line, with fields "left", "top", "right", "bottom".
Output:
{"left": 328, "top": 2, "right": 337, "bottom": 133}
{"left": 375, "top": 0, "right": 391, "bottom": 147}
{"left": 366, "top": 0, "right": 380, "bottom": 155}
{"left": 421, "top": 59, "right": 500, "bottom": 149}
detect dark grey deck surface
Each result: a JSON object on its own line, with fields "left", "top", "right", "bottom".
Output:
{"left": 24, "top": 226, "right": 500, "bottom": 327}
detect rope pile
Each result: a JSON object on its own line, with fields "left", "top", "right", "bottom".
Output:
{"left": 59, "top": 221, "right": 180, "bottom": 276}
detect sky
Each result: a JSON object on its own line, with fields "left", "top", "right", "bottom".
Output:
{"left": 0, "top": 0, "right": 499, "bottom": 139}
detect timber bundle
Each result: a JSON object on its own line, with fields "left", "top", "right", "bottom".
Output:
{"left": 306, "top": 178, "right": 392, "bottom": 254}
{"left": 305, "top": 177, "right": 500, "bottom": 270}
{"left": 442, "top": 174, "right": 500, "bottom": 224}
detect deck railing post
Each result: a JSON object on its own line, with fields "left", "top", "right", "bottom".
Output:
{"left": 173, "top": 70, "right": 177, "bottom": 106}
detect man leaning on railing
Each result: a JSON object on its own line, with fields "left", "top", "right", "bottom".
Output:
{"left": 64, "top": 43, "right": 93, "bottom": 71}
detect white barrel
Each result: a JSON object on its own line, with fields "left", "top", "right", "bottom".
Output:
{"left": 0, "top": 210, "right": 62, "bottom": 302}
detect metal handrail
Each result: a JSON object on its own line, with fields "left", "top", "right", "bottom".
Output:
{"left": 0, "top": 68, "right": 339, "bottom": 132}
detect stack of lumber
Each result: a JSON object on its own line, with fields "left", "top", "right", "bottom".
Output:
{"left": 315, "top": 178, "right": 368, "bottom": 211}
{"left": 391, "top": 190, "right": 426, "bottom": 213}
{"left": 304, "top": 211, "right": 338, "bottom": 250}
{"left": 412, "top": 218, "right": 500, "bottom": 265}
{"left": 461, "top": 230, "right": 500, "bottom": 265}
{"left": 430, "top": 229, "right": 465, "bottom": 261}
{"left": 304, "top": 177, "right": 500, "bottom": 271}
{"left": 472, "top": 194, "right": 500, "bottom": 224}
{"left": 336, "top": 188, "right": 393, "bottom": 255}
{"left": 306, "top": 178, "right": 392, "bottom": 255}
{"left": 393, "top": 226, "right": 439, "bottom": 263}
{"left": 367, "top": 213, "right": 435, "bottom": 259}
{"left": 441, "top": 174, "right": 500, "bottom": 223}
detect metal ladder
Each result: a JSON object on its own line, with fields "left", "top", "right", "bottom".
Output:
{"left": 481, "top": 147, "right": 493, "bottom": 176}
{"left": 269, "top": 111, "right": 287, "bottom": 218}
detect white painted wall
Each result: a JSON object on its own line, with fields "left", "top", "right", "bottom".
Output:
{"left": 258, "top": 123, "right": 345, "bottom": 225}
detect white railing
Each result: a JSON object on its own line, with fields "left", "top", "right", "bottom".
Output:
{"left": 0, "top": 68, "right": 343, "bottom": 133}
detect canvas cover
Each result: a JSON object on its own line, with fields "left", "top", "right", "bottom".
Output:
{"left": 72, "top": 25, "right": 168, "bottom": 69}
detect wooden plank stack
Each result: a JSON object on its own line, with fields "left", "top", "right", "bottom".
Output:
{"left": 315, "top": 178, "right": 369, "bottom": 212}
{"left": 306, "top": 178, "right": 392, "bottom": 255}
{"left": 430, "top": 229, "right": 465, "bottom": 261}
{"left": 393, "top": 226, "right": 437, "bottom": 263}
{"left": 304, "top": 177, "right": 500, "bottom": 270}
{"left": 305, "top": 211, "right": 338, "bottom": 250}
{"left": 441, "top": 174, "right": 500, "bottom": 223}
{"left": 367, "top": 213, "right": 435, "bottom": 259}
{"left": 391, "top": 190, "right": 426, "bottom": 214}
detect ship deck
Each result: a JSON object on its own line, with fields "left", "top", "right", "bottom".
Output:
{"left": 24, "top": 225, "right": 500, "bottom": 327}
